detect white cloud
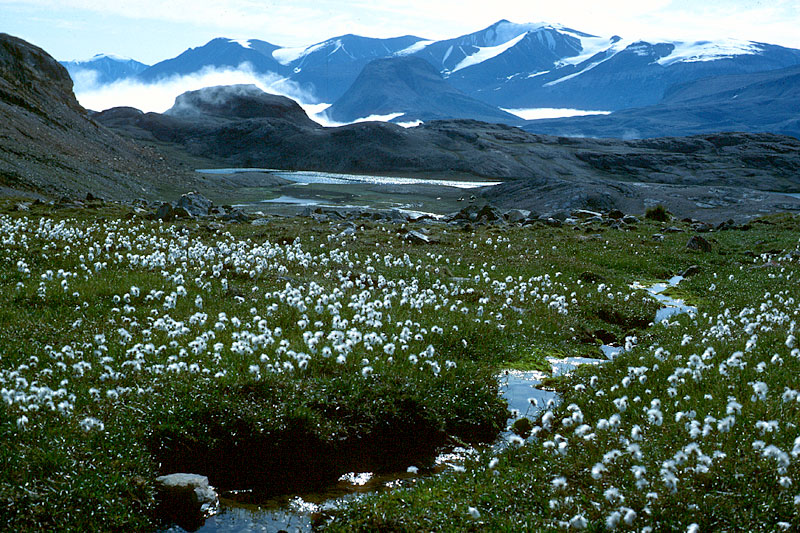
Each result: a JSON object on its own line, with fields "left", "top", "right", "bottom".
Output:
{"left": 74, "top": 63, "right": 316, "bottom": 113}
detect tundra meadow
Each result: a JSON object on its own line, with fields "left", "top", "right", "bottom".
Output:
{"left": 0, "top": 199, "right": 798, "bottom": 531}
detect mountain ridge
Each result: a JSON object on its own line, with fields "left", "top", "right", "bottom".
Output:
{"left": 70, "top": 19, "right": 800, "bottom": 117}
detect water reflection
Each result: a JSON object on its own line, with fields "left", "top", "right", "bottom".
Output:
{"left": 196, "top": 168, "right": 500, "bottom": 189}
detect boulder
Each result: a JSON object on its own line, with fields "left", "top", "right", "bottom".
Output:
{"left": 476, "top": 204, "right": 503, "bottom": 222}
{"left": 505, "top": 209, "right": 529, "bottom": 224}
{"left": 154, "top": 473, "right": 218, "bottom": 531}
{"left": 177, "top": 192, "right": 213, "bottom": 217}
{"left": 686, "top": 235, "right": 712, "bottom": 252}
{"left": 155, "top": 202, "right": 176, "bottom": 221}
{"left": 406, "top": 230, "right": 430, "bottom": 244}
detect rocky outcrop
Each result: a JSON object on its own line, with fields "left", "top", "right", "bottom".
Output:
{"left": 166, "top": 84, "right": 320, "bottom": 128}
{"left": 0, "top": 33, "right": 200, "bottom": 200}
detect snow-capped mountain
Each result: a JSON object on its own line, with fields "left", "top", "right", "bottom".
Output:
{"left": 127, "top": 20, "right": 800, "bottom": 114}
{"left": 61, "top": 54, "right": 148, "bottom": 86}
{"left": 137, "top": 38, "right": 289, "bottom": 82}
{"left": 325, "top": 56, "right": 521, "bottom": 125}
{"left": 272, "top": 34, "right": 424, "bottom": 102}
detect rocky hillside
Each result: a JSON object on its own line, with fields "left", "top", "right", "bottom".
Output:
{"left": 95, "top": 83, "right": 800, "bottom": 221}
{"left": 98, "top": 84, "right": 800, "bottom": 189}
{"left": 0, "top": 33, "right": 200, "bottom": 200}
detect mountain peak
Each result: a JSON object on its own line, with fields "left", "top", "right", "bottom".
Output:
{"left": 326, "top": 55, "right": 520, "bottom": 124}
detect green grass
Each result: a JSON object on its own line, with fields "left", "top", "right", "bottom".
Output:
{"left": 0, "top": 198, "right": 798, "bottom": 531}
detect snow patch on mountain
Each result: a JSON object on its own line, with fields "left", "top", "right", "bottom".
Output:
{"left": 228, "top": 39, "right": 253, "bottom": 49}
{"left": 557, "top": 32, "right": 621, "bottom": 66}
{"left": 657, "top": 39, "right": 764, "bottom": 66}
{"left": 273, "top": 41, "right": 326, "bottom": 65}
{"left": 395, "top": 40, "right": 435, "bottom": 56}
{"left": 546, "top": 38, "right": 633, "bottom": 86}
{"left": 485, "top": 21, "right": 551, "bottom": 47}
{"left": 450, "top": 32, "right": 528, "bottom": 73}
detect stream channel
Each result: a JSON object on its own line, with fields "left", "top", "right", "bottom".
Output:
{"left": 166, "top": 276, "right": 696, "bottom": 532}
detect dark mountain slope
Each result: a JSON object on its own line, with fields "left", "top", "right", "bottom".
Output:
{"left": 281, "top": 34, "right": 424, "bottom": 102}
{"left": 522, "top": 64, "right": 800, "bottom": 139}
{"left": 325, "top": 56, "right": 521, "bottom": 124}
{"left": 0, "top": 33, "right": 200, "bottom": 199}
{"left": 137, "top": 38, "right": 289, "bottom": 82}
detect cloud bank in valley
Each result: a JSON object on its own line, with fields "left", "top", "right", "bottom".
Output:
{"left": 72, "top": 63, "right": 320, "bottom": 117}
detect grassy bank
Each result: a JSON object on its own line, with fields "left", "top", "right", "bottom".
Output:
{"left": 0, "top": 199, "right": 797, "bottom": 530}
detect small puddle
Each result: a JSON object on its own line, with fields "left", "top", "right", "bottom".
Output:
{"left": 171, "top": 276, "right": 697, "bottom": 531}
{"left": 632, "top": 275, "right": 697, "bottom": 324}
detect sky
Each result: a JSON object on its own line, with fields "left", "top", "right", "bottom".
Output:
{"left": 2, "top": 0, "right": 800, "bottom": 64}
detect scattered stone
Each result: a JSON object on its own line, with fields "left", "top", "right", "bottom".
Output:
{"left": 652, "top": 233, "right": 665, "bottom": 242}
{"left": 686, "top": 235, "right": 713, "bottom": 252}
{"left": 622, "top": 215, "right": 639, "bottom": 225}
{"left": 572, "top": 209, "right": 602, "bottom": 219}
{"left": 251, "top": 218, "right": 270, "bottom": 226}
{"left": 544, "top": 217, "right": 562, "bottom": 228}
{"left": 680, "top": 265, "right": 701, "bottom": 277}
{"left": 691, "top": 222, "right": 713, "bottom": 233}
{"left": 504, "top": 209, "right": 529, "bottom": 224}
{"left": 154, "top": 473, "right": 218, "bottom": 531}
{"left": 221, "top": 209, "right": 251, "bottom": 223}
{"left": 406, "top": 230, "right": 431, "bottom": 244}
{"left": 665, "top": 226, "right": 684, "bottom": 233}
{"left": 14, "top": 202, "right": 30, "bottom": 212}
{"left": 608, "top": 209, "right": 624, "bottom": 220}
{"left": 716, "top": 218, "right": 736, "bottom": 231}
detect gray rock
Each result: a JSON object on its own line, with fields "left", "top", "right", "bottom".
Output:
{"left": 221, "top": 209, "right": 250, "bottom": 223}
{"left": 155, "top": 473, "right": 218, "bottom": 531}
{"left": 572, "top": 209, "right": 602, "bottom": 219}
{"left": 665, "top": 226, "right": 684, "bottom": 233}
{"left": 406, "top": 230, "right": 430, "bottom": 244}
{"left": 476, "top": 204, "right": 503, "bottom": 222}
{"left": 691, "top": 222, "right": 713, "bottom": 233}
{"left": 686, "top": 235, "right": 713, "bottom": 252}
{"left": 155, "top": 202, "right": 176, "bottom": 221}
{"left": 173, "top": 206, "right": 193, "bottom": 219}
{"left": 544, "top": 217, "right": 563, "bottom": 228}
{"left": 622, "top": 215, "right": 639, "bottom": 225}
{"left": 251, "top": 218, "right": 271, "bottom": 226}
{"left": 504, "top": 209, "right": 529, "bottom": 224}
{"left": 177, "top": 192, "right": 213, "bottom": 217}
